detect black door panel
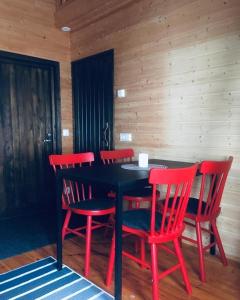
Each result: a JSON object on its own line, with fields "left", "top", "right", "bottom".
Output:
{"left": 72, "top": 49, "right": 114, "bottom": 162}
{"left": 0, "top": 51, "right": 61, "bottom": 219}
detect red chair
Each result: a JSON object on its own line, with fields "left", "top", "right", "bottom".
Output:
{"left": 182, "top": 156, "right": 233, "bottom": 282}
{"left": 49, "top": 152, "right": 115, "bottom": 277}
{"left": 106, "top": 164, "right": 198, "bottom": 300}
{"left": 100, "top": 149, "right": 159, "bottom": 209}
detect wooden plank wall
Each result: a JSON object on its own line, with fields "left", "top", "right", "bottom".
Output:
{"left": 0, "top": 0, "right": 73, "bottom": 153}
{"left": 70, "top": 0, "right": 240, "bottom": 260}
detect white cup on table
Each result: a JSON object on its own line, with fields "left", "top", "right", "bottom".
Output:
{"left": 138, "top": 153, "right": 149, "bottom": 168}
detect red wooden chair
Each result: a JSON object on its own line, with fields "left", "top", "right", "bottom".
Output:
{"left": 106, "top": 164, "right": 198, "bottom": 300}
{"left": 49, "top": 152, "right": 115, "bottom": 277}
{"left": 100, "top": 149, "right": 159, "bottom": 209}
{"left": 182, "top": 156, "right": 233, "bottom": 282}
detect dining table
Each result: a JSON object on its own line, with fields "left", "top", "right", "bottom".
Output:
{"left": 55, "top": 158, "right": 194, "bottom": 300}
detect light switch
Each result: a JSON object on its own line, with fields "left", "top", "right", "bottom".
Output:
{"left": 62, "top": 129, "right": 69, "bottom": 137}
{"left": 117, "top": 89, "right": 126, "bottom": 98}
{"left": 120, "top": 133, "right": 132, "bottom": 142}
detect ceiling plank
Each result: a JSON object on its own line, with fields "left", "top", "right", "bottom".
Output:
{"left": 55, "top": 0, "right": 140, "bottom": 31}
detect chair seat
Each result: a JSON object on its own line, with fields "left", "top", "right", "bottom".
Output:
{"left": 69, "top": 199, "right": 115, "bottom": 211}
{"left": 164, "top": 197, "right": 207, "bottom": 215}
{"left": 122, "top": 209, "right": 162, "bottom": 231}
{"left": 124, "top": 186, "right": 152, "bottom": 198}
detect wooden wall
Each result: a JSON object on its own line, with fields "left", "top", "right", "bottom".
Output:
{"left": 69, "top": 0, "right": 240, "bottom": 260}
{"left": 0, "top": 0, "right": 73, "bottom": 153}
{"left": 1, "top": 0, "right": 239, "bottom": 261}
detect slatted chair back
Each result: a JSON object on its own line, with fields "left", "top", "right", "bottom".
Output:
{"left": 149, "top": 164, "right": 198, "bottom": 238}
{"left": 195, "top": 156, "right": 233, "bottom": 220}
{"left": 100, "top": 148, "right": 134, "bottom": 164}
{"left": 49, "top": 153, "right": 94, "bottom": 207}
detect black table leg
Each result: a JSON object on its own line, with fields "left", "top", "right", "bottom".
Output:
{"left": 210, "top": 225, "right": 216, "bottom": 255}
{"left": 56, "top": 174, "right": 63, "bottom": 270}
{"left": 115, "top": 190, "right": 123, "bottom": 300}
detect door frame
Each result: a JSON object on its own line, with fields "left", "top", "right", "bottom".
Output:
{"left": 0, "top": 50, "right": 62, "bottom": 154}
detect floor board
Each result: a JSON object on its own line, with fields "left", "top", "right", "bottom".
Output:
{"left": 0, "top": 230, "right": 239, "bottom": 299}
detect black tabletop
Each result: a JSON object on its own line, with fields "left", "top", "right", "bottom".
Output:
{"left": 56, "top": 159, "right": 194, "bottom": 191}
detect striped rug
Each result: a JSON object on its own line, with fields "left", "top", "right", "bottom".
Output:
{"left": 0, "top": 257, "right": 114, "bottom": 300}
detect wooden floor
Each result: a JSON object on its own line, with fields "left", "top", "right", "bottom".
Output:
{"left": 0, "top": 231, "right": 239, "bottom": 300}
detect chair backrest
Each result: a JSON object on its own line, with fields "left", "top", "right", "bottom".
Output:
{"left": 100, "top": 148, "right": 134, "bottom": 164}
{"left": 49, "top": 152, "right": 94, "bottom": 206}
{"left": 149, "top": 164, "right": 198, "bottom": 238}
{"left": 196, "top": 156, "right": 233, "bottom": 219}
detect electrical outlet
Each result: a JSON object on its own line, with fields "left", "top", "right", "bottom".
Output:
{"left": 117, "top": 89, "right": 126, "bottom": 98}
{"left": 120, "top": 133, "right": 132, "bottom": 142}
{"left": 62, "top": 129, "right": 69, "bottom": 137}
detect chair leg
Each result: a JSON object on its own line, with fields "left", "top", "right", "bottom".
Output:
{"left": 173, "top": 239, "right": 192, "bottom": 294}
{"left": 62, "top": 209, "right": 72, "bottom": 241}
{"left": 196, "top": 222, "right": 206, "bottom": 282}
{"left": 85, "top": 216, "right": 92, "bottom": 277}
{"left": 106, "top": 233, "right": 115, "bottom": 287}
{"left": 135, "top": 200, "right": 140, "bottom": 209}
{"left": 140, "top": 238, "right": 146, "bottom": 269}
{"left": 150, "top": 243, "right": 160, "bottom": 300}
{"left": 211, "top": 220, "right": 228, "bottom": 266}
{"left": 128, "top": 201, "right": 133, "bottom": 209}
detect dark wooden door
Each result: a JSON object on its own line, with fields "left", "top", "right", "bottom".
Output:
{"left": 0, "top": 51, "right": 61, "bottom": 219}
{"left": 72, "top": 49, "right": 114, "bottom": 162}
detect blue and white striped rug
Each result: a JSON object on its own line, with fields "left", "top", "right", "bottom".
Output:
{"left": 0, "top": 256, "right": 114, "bottom": 300}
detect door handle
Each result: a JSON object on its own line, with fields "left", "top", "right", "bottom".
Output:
{"left": 43, "top": 133, "right": 52, "bottom": 143}
{"left": 43, "top": 139, "right": 52, "bottom": 143}
{"left": 103, "top": 122, "right": 109, "bottom": 148}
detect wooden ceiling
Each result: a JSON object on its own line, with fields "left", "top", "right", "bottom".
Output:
{"left": 56, "top": 0, "right": 72, "bottom": 8}
{"left": 55, "top": 0, "right": 140, "bottom": 31}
